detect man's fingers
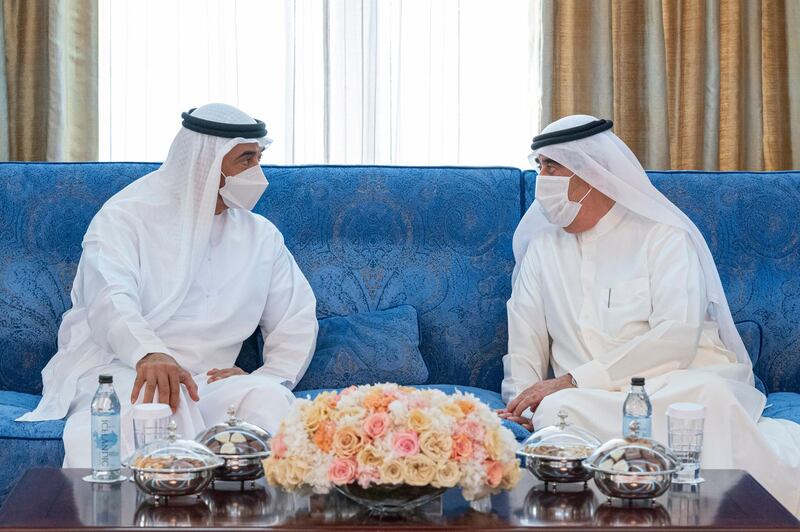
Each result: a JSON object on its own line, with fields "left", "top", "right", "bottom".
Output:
{"left": 168, "top": 371, "right": 180, "bottom": 412}
{"left": 181, "top": 371, "right": 200, "bottom": 401}
{"left": 207, "top": 368, "right": 219, "bottom": 375}
{"left": 156, "top": 372, "right": 170, "bottom": 407}
{"left": 143, "top": 377, "right": 157, "bottom": 404}
{"left": 513, "top": 393, "right": 541, "bottom": 418}
{"left": 131, "top": 373, "right": 145, "bottom": 403}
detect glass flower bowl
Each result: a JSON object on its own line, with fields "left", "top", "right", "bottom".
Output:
{"left": 334, "top": 484, "right": 446, "bottom": 513}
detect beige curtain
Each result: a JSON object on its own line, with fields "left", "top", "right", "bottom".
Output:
{"left": 2, "top": 0, "right": 97, "bottom": 161}
{"left": 540, "top": 0, "right": 800, "bottom": 171}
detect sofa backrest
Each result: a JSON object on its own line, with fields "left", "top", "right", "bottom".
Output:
{"left": 523, "top": 170, "right": 800, "bottom": 394}
{"left": 0, "top": 163, "right": 521, "bottom": 394}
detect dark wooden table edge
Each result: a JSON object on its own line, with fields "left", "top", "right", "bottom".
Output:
{"left": 2, "top": 528, "right": 799, "bottom": 532}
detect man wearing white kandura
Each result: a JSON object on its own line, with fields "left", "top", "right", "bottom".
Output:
{"left": 18, "top": 103, "right": 318, "bottom": 467}
{"left": 498, "top": 115, "right": 800, "bottom": 515}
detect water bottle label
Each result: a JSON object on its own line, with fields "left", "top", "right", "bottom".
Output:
{"left": 91, "top": 413, "right": 120, "bottom": 471}
{"left": 622, "top": 415, "right": 652, "bottom": 438}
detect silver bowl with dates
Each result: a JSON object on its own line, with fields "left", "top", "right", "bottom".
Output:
{"left": 584, "top": 421, "right": 680, "bottom": 500}
{"left": 516, "top": 411, "right": 601, "bottom": 486}
{"left": 195, "top": 406, "right": 272, "bottom": 483}
{"left": 124, "top": 421, "right": 224, "bottom": 502}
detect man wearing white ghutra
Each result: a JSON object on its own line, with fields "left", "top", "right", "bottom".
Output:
{"left": 18, "top": 104, "right": 318, "bottom": 467}
{"left": 499, "top": 115, "right": 800, "bottom": 514}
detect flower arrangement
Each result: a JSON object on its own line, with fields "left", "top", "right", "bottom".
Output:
{"left": 262, "top": 383, "right": 521, "bottom": 501}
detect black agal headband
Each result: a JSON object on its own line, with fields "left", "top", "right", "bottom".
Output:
{"left": 181, "top": 108, "right": 268, "bottom": 139}
{"left": 531, "top": 119, "right": 613, "bottom": 150}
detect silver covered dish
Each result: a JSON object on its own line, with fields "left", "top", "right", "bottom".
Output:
{"left": 125, "top": 420, "right": 223, "bottom": 501}
{"left": 516, "top": 410, "right": 601, "bottom": 485}
{"left": 195, "top": 405, "right": 271, "bottom": 483}
{"left": 584, "top": 421, "right": 680, "bottom": 500}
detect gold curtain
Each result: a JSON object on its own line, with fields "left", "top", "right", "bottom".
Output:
{"left": 540, "top": 0, "right": 799, "bottom": 170}
{"left": 2, "top": 0, "right": 97, "bottom": 161}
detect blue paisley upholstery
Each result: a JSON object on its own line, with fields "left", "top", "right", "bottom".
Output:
{"left": 0, "top": 163, "right": 799, "bottom": 506}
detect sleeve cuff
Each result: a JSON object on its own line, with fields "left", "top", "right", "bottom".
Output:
{"left": 569, "top": 360, "right": 613, "bottom": 390}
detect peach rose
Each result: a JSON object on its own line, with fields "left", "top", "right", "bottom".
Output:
{"left": 451, "top": 433, "right": 474, "bottom": 461}
{"left": 303, "top": 403, "right": 329, "bottom": 434}
{"left": 313, "top": 419, "right": 336, "bottom": 453}
{"left": 380, "top": 459, "right": 404, "bottom": 484}
{"left": 433, "top": 461, "right": 462, "bottom": 488}
{"left": 456, "top": 398, "right": 476, "bottom": 415}
{"left": 419, "top": 430, "right": 453, "bottom": 463}
{"left": 329, "top": 458, "right": 358, "bottom": 485}
{"left": 362, "top": 412, "right": 391, "bottom": 439}
{"left": 271, "top": 433, "right": 288, "bottom": 459}
{"left": 357, "top": 445, "right": 384, "bottom": 468}
{"left": 402, "top": 454, "right": 437, "bottom": 486}
{"left": 333, "top": 425, "right": 365, "bottom": 458}
{"left": 440, "top": 402, "right": 465, "bottom": 420}
{"left": 364, "top": 390, "right": 395, "bottom": 412}
{"left": 262, "top": 456, "right": 285, "bottom": 487}
{"left": 392, "top": 431, "right": 420, "bottom": 457}
{"left": 407, "top": 409, "right": 432, "bottom": 432}
{"left": 486, "top": 460, "right": 503, "bottom": 488}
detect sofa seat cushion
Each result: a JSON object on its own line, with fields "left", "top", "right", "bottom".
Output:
{"left": 0, "top": 391, "right": 65, "bottom": 439}
{"left": 295, "top": 305, "right": 428, "bottom": 391}
{"left": 763, "top": 392, "right": 800, "bottom": 425}
{"left": 295, "top": 384, "right": 531, "bottom": 440}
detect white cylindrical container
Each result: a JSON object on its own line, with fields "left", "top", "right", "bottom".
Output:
{"left": 132, "top": 403, "right": 172, "bottom": 450}
{"left": 666, "top": 402, "right": 705, "bottom": 484}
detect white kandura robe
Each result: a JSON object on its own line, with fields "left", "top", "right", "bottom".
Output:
{"left": 24, "top": 209, "right": 318, "bottom": 467}
{"left": 503, "top": 204, "right": 800, "bottom": 515}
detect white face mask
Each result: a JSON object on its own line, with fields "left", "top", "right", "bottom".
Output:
{"left": 535, "top": 173, "right": 592, "bottom": 227}
{"left": 219, "top": 165, "right": 269, "bottom": 210}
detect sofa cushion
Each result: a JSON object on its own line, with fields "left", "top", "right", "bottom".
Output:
{"left": 296, "top": 384, "right": 531, "bottom": 440}
{"left": 0, "top": 391, "right": 65, "bottom": 439}
{"left": 295, "top": 305, "right": 428, "bottom": 390}
{"left": 763, "top": 392, "right": 800, "bottom": 425}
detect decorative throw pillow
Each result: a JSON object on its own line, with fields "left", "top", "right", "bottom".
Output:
{"left": 295, "top": 305, "right": 429, "bottom": 391}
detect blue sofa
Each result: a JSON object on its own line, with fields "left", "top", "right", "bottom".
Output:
{"left": 0, "top": 163, "right": 798, "bottom": 506}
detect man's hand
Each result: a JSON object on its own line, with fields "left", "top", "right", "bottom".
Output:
{"left": 495, "top": 412, "right": 533, "bottom": 431}
{"left": 500, "top": 374, "right": 576, "bottom": 419}
{"left": 206, "top": 367, "right": 247, "bottom": 384}
{"left": 131, "top": 353, "right": 199, "bottom": 412}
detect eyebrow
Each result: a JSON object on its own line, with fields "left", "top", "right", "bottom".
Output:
{"left": 236, "top": 149, "right": 260, "bottom": 160}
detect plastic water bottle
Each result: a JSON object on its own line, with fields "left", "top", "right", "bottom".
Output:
{"left": 91, "top": 374, "right": 121, "bottom": 481}
{"left": 622, "top": 376, "right": 652, "bottom": 438}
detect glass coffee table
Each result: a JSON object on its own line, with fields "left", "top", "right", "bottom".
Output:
{"left": 0, "top": 468, "right": 797, "bottom": 530}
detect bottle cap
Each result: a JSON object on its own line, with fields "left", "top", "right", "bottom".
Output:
{"left": 631, "top": 377, "right": 645, "bottom": 386}
{"left": 99, "top": 374, "right": 113, "bottom": 384}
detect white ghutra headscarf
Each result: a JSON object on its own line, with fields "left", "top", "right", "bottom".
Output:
{"left": 512, "top": 114, "right": 753, "bottom": 382}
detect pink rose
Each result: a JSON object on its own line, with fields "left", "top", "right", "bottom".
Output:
{"left": 451, "top": 434, "right": 473, "bottom": 461}
{"left": 272, "top": 433, "right": 287, "bottom": 459}
{"left": 486, "top": 460, "right": 503, "bottom": 488}
{"left": 363, "top": 412, "right": 391, "bottom": 439}
{"left": 392, "top": 431, "right": 420, "bottom": 457}
{"left": 328, "top": 458, "right": 358, "bottom": 485}
{"left": 457, "top": 419, "right": 485, "bottom": 442}
{"left": 357, "top": 466, "right": 381, "bottom": 489}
